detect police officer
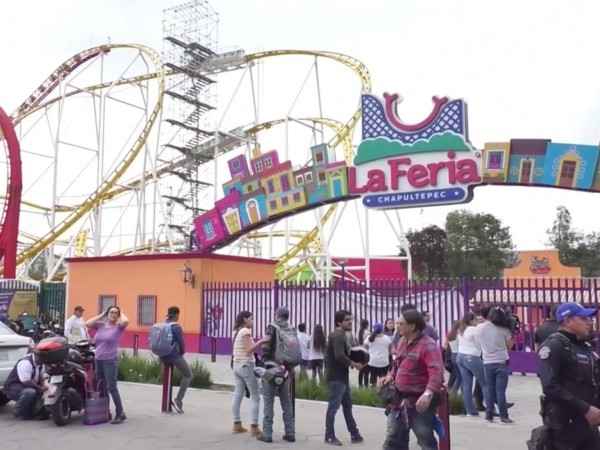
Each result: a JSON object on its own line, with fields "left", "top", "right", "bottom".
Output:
{"left": 538, "top": 302, "right": 600, "bottom": 449}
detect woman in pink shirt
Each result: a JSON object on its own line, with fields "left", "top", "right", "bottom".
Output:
{"left": 86, "top": 306, "right": 129, "bottom": 424}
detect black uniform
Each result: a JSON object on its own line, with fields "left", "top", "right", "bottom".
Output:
{"left": 538, "top": 330, "right": 600, "bottom": 449}
{"left": 534, "top": 319, "right": 560, "bottom": 348}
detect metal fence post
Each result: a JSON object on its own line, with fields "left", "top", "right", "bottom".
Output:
{"left": 290, "top": 369, "right": 296, "bottom": 418}
{"left": 461, "top": 277, "right": 470, "bottom": 312}
{"left": 161, "top": 364, "right": 174, "bottom": 413}
{"left": 438, "top": 386, "right": 451, "bottom": 450}
{"left": 133, "top": 334, "right": 139, "bottom": 357}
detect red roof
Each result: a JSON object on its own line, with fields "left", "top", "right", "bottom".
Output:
{"left": 66, "top": 252, "right": 277, "bottom": 265}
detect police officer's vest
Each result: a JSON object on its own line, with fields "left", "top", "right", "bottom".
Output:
{"left": 550, "top": 332, "right": 600, "bottom": 407}
{"left": 3, "top": 354, "right": 36, "bottom": 391}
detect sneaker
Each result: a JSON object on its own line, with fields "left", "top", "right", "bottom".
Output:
{"left": 111, "top": 413, "right": 127, "bottom": 424}
{"left": 257, "top": 435, "right": 273, "bottom": 443}
{"left": 485, "top": 415, "right": 493, "bottom": 422}
{"left": 500, "top": 417, "right": 515, "bottom": 424}
{"left": 250, "top": 425, "right": 262, "bottom": 437}
{"left": 282, "top": 435, "right": 295, "bottom": 442}
{"left": 172, "top": 399, "right": 184, "bottom": 414}
{"left": 324, "top": 436, "right": 343, "bottom": 446}
{"left": 350, "top": 434, "right": 364, "bottom": 443}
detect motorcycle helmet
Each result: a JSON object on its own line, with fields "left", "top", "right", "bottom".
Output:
{"left": 67, "top": 348, "right": 82, "bottom": 364}
{"left": 261, "top": 361, "right": 289, "bottom": 387}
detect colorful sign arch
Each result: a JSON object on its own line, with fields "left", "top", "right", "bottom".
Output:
{"left": 191, "top": 91, "right": 600, "bottom": 252}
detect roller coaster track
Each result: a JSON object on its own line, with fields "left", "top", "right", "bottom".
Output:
{"left": 0, "top": 44, "right": 165, "bottom": 274}
{"left": 2, "top": 47, "right": 368, "bottom": 279}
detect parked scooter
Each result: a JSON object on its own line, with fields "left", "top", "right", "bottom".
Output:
{"left": 38, "top": 336, "right": 91, "bottom": 426}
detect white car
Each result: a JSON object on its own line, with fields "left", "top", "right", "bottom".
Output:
{"left": 0, "top": 321, "right": 34, "bottom": 405}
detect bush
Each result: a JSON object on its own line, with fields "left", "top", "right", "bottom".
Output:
{"left": 294, "top": 378, "right": 384, "bottom": 408}
{"left": 448, "top": 390, "right": 466, "bottom": 415}
{"left": 117, "top": 352, "right": 213, "bottom": 389}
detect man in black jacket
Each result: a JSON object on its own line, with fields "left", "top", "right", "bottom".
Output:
{"left": 324, "top": 309, "right": 364, "bottom": 446}
{"left": 535, "top": 304, "right": 560, "bottom": 351}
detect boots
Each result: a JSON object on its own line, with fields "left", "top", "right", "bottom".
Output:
{"left": 232, "top": 422, "right": 247, "bottom": 433}
{"left": 250, "top": 424, "right": 261, "bottom": 437}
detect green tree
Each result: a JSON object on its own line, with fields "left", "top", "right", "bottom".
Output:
{"left": 405, "top": 225, "right": 447, "bottom": 279}
{"left": 546, "top": 205, "right": 579, "bottom": 266}
{"left": 444, "top": 209, "right": 515, "bottom": 278}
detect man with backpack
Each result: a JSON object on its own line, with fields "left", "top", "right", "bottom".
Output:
{"left": 257, "top": 306, "right": 300, "bottom": 443}
{"left": 149, "top": 306, "right": 191, "bottom": 414}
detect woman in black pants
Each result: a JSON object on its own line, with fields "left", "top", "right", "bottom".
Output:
{"left": 365, "top": 322, "right": 392, "bottom": 386}
{"left": 357, "top": 319, "right": 370, "bottom": 387}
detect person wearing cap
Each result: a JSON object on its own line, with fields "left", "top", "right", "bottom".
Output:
{"left": 64, "top": 305, "right": 89, "bottom": 345}
{"left": 3, "top": 347, "right": 47, "bottom": 419}
{"left": 256, "top": 306, "right": 296, "bottom": 444}
{"left": 159, "top": 306, "right": 191, "bottom": 414}
{"left": 364, "top": 322, "right": 392, "bottom": 386}
{"left": 535, "top": 302, "right": 600, "bottom": 449}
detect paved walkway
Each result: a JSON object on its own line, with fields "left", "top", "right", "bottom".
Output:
{"left": 0, "top": 352, "right": 544, "bottom": 449}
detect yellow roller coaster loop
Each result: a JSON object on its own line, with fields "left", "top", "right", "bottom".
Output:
{"left": 3, "top": 47, "right": 369, "bottom": 280}
{"left": 0, "top": 44, "right": 165, "bottom": 275}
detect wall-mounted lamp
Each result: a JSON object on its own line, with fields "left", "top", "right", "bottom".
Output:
{"left": 179, "top": 261, "right": 195, "bottom": 288}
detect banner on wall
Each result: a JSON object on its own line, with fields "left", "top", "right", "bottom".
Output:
{"left": 0, "top": 290, "right": 37, "bottom": 319}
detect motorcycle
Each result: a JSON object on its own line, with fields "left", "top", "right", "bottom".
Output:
{"left": 38, "top": 336, "right": 93, "bottom": 426}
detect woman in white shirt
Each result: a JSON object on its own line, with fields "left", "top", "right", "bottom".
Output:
{"left": 231, "top": 311, "right": 268, "bottom": 435}
{"left": 364, "top": 322, "right": 391, "bottom": 386}
{"left": 456, "top": 312, "right": 491, "bottom": 416}
{"left": 444, "top": 320, "right": 462, "bottom": 394}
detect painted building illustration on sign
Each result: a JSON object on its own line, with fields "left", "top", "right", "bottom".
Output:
{"left": 350, "top": 93, "right": 483, "bottom": 209}
{"left": 194, "top": 144, "right": 352, "bottom": 251}
{"left": 482, "top": 140, "right": 600, "bottom": 190}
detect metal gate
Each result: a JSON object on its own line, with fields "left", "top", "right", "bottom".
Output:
{"left": 38, "top": 282, "right": 66, "bottom": 322}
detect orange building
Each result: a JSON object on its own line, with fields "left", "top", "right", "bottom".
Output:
{"left": 504, "top": 249, "right": 581, "bottom": 284}
{"left": 65, "top": 252, "right": 276, "bottom": 352}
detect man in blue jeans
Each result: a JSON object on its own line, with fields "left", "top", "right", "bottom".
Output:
{"left": 159, "top": 306, "right": 191, "bottom": 414}
{"left": 324, "top": 309, "right": 364, "bottom": 446}
{"left": 257, "top": 306, "right": 295, "bottom": 443}
{"left": 478, "top": 305, "right": 514, "bottom": 423}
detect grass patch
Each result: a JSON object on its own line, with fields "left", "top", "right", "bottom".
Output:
{"left": 117, "top": 352, "right": 213, "bottom": 389}
{"left": 448, "top": 390, "right": 466, "bottom": 415}
{"left": 294, "top": 377, "right": 384, "bottom": 408}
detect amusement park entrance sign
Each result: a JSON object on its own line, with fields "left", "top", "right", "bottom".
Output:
{"left": 350, "top": 92, "right": 482, "bottom": 209}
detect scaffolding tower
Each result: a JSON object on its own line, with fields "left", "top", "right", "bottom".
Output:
{"left": 161, "top": 0, "right": 219, "bottom": 246}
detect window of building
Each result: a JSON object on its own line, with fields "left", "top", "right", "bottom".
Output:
{"left": 282, "top": 196, "right": 289, "bottom": 207}
{"left": 306, "top": 173, "right": 313, "bottom": 182}
{"left": 315, "top": 152, "right": 324, "bottom": 163}
{"left": 296, "top": 175, "right": 304, "bottom": 185}
{"left": 280, "top": 175, "right": 290, "bottom": 191}
{"left": 487, "top": 151, "right": 504, "bottom": 169}
{"left": 267, "top": 180, "right": 275, "bottom": 194}
{"left": 269, "top": 200, "right": 277, "bottom": 210}
{"left": 98, "top": 295, "right": 116, "bottom": 314}
{"left": 203, "top": 221, "right": 216, "bottom": 239}
{"left": 293, "top": 192, "right": 301, "bottom": 203}
{"left": 137, "top": 295, "right": 157, "bottom": 327}
{"left": 318, "top": 172, "right": 326, "bottom": 183}
{"left": 265, "top": 157, "right": 272, "bottom": 168}
{"left": 231, "top": 159, "right": 240, "bottom": 170}
{"left": 255, "top": 161, "right": 263, "bottom": 172}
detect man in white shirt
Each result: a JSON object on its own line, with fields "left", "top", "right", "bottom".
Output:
{"left": 478, "top": 305, "right": 514, "bottom": 424}
{"left": 3, "top": 351, "right": 47, "bottom": 419}
{"left": 64, "top": 306, "right": 89, "bottom": 344}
